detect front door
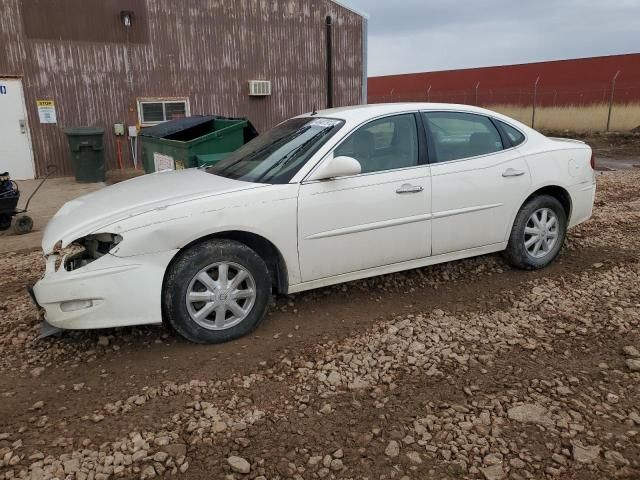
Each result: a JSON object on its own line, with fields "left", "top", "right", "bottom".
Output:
{"left": 0, "top": 79, "right": 35, "bottom": 180}
{"left": 297, "top": 113, "right": 431, "bottom": 282}
{"left": 423, "top": 111, "right": 531, "bottom": 256}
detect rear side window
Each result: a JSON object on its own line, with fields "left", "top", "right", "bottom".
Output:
{"left": 423, "top": 112, "right": 504, "bottom": 163}
{"left": 497, "top": 120, "right": 526, "bottom": 146}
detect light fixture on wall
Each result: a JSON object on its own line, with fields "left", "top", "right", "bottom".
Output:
{"left": 120, "top": 10, "right": 134, "bottom": 28}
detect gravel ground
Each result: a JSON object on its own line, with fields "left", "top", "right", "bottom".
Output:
{"left": 0, "top": 171, "right": 639, "bottom": 480}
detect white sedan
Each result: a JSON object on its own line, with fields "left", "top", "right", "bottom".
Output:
{"left": 33, "top": 104, "right": 596, "bottom": 343}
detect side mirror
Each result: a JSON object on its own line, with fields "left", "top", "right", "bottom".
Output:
{"left": 308, "top": 156, "right": 361, "bottom": 181}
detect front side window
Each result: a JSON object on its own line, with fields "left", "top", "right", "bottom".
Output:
{"left": 424, "top": 112, "right": 504, "bottom": 163}
{"left": 497, "top": 120, "right": 526, "bottom": 146}
{"left": 206, "top": 117, "right": 344, "bottom": 184}
{"left": 334, "top": 114, "right": 419, "bottom": 174}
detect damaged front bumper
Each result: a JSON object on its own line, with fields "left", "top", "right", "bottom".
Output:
{"left": 31, "top": 249, "right": 178, "bottom": 330}
{"left": 26, "top": 285, "right": 61, "bottom": 338}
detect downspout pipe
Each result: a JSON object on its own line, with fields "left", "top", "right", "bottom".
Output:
{"left": 326, "top": 15, "right": 334, "bottom": 109}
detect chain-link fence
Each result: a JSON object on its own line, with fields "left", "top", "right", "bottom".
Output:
{"left": 369, "top": 81, "right": 640, "bottom": 132}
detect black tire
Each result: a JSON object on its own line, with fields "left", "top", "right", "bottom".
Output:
{"left": 504, "top": 195, "right": 567, "bottom": 270}
{"left": 14, "top": 215, "right": 34, "bottom": 234}
{"left": 163, "top": 239, "right": 271, "bottom": 344}
{"left": 0, "top": 215, "right": 11, "bottom": 231}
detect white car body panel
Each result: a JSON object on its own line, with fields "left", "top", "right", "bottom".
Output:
{"left": 41, "top": 169, "right": 265, "bottom": 253}
{"left": 288, "top": 243, "right": 505, "bottom": 294}
{"left": 298, "top": 165, "right": 431, "bottom": 281}
{"left": 430, "top": 147, "right": 530, "bottom": 255}
{"left": 33, "top": 250, "right": 176, "bottom": 329}
{"left": 32, "top": 103, "right": 596, "bottom": 331}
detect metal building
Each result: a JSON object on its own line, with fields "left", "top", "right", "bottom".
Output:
{"left": 0, "top": 0, "right": 367, "bottom": 179}
{"left": 368, "top": 53, "right": 640, "bottom": 108}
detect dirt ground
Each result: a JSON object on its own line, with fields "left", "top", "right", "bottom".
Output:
{"left": 1, "top": 174, "right": 639, "bottom": 479}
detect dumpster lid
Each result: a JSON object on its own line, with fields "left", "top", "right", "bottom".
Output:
{"left": 64, "top": 127, "right": 105, "bottom": 136}
{"left": 140, "top": 115, "right": 258, "bottom": 139}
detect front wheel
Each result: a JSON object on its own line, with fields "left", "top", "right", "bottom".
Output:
{"left": 504, "top": 195, "right": 567, "bottom": 270}
{"left": 163, "top": 239, "right": 272, "bottom": 344}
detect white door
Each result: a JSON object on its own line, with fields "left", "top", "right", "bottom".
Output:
{"left": 424, "top": 111, "right": 531, "bottom": 255}
{"left": 0, "top": 79, "right": 35, "bottom": 180}
{"left": 298, "top": 113, "right": 431, "bottom": 282}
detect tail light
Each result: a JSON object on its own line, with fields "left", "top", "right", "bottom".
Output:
{"left": 590, "top": 152, "right": 596, "bottom": 170}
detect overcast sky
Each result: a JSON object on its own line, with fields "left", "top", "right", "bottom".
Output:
{"left": 342, "top": 0, "right": 640, "bottom": 77}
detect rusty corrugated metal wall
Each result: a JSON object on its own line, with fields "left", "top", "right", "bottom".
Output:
{"left": 0, "top": 0, "right": 365, "bottom": 177}
{"left": 368, "top": 54, "right": 640, "bottom": 107}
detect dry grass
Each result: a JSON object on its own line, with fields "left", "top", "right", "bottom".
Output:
{"left": 487, "top": 103, "right": 640, "bottom": 132}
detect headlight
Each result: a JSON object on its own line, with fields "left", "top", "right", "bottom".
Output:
{"left": 54, "top": 233, "right": 122, "bottom": 272}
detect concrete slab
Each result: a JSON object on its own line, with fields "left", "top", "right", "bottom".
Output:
{"left": 596, "top": 156, "right": 640, "bottom": 171}
{"left": 0, "top": 177, "right": 103, "bottom": 254}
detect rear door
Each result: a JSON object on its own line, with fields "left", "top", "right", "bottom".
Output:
{"left": 423, "top": 111, "right": 531, "bottom": 256}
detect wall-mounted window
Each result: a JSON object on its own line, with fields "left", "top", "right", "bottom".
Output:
{"left": 137, "top": 98, "right": 190, "bottom": 126}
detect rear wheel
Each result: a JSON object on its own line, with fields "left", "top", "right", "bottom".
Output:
{"left": 163, "top": 239, "right": 271, "bottom": 344}
{"left": 504, "top": 195, "right": 567, "bottom": 270}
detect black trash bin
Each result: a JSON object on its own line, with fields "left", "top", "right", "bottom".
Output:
{"left": 64, "top": 127, "right": 106, "bottom": 183}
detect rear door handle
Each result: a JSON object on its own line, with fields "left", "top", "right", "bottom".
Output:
{"left": 396, "top": 184, "right": 424, "bottom": 194}
{"left": 502, "top": 168, "right": 525, "bottom": 178}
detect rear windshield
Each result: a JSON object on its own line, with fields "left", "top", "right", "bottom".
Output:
{"left": 206, "top": 117, "right": 344, "bottom": 184}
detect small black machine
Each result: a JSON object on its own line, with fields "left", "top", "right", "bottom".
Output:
{"left": 0, "top": 167, "right": 55, "bottom": 234}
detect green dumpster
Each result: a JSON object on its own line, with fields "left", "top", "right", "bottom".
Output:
{"left": 64, "top": 127, "right": 106, "bottom": 183}
{"left": 140, "top": 116, "right": 257, "bottom": 174}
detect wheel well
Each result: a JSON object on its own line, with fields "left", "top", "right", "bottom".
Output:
{"left": 169, "top": 231, "right": 289, "bottom": 295}
{"left": 526, "top": 186, "right": 572, "bottom": 220}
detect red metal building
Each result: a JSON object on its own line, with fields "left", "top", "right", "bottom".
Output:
{"left": 368, "top": 53, "right": 640, "bottom": 107}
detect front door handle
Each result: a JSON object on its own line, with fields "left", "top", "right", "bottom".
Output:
{"left": 19, "top": 119, "right": 26, "bottom": 134}
{"left": 396, "top": 184, "right": 424, "bottom": 194}
{"left": 502, "top": 168, "right": 525, "bottom": 178}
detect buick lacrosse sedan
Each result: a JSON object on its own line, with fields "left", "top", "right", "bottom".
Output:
{"left": 32, "top": 104, "right": 596, "bottom": 343}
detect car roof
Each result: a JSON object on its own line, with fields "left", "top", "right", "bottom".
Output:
{"left": 296, "top": 102, "right": 536, "bottom": 135}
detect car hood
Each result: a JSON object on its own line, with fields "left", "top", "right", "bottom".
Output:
{"left": 42, "top": 169, "right": 264, "bottom": 254}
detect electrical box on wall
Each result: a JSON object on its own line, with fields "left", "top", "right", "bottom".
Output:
{"left": 128, "top": 126, "right": 138, "bottom": 137}
{"left": 248, "top": 80, "right": 272, "bottom": 96}
{"left": 113, "top": 123, "right": 125, "bottom": 136}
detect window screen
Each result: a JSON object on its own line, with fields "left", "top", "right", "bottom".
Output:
{"left": 424, "top": 112, "right": 504, "bottom": 163}
{"left": 334, "top": 114, "right": 419, "bottom": 174}
{"left": 138, "top": 99, "right": 189, "bottom": 125}
{"left": 497, "top": 121, "right": 526, "bottom": 146}
{"left": 165, "top": 102, "right": 187, "bottom": 121}
{"left": 141, "top": 103, "right": 164, "bottom": 123}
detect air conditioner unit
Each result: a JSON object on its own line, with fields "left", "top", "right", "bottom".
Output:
{"left": 248, "top": 80, "right": 272, "bottom": 96}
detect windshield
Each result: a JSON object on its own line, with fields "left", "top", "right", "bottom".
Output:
{"left": 205, "top": 117, "right": 344, "bottom": 184}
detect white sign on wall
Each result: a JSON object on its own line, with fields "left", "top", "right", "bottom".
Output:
{"left": 37, "top": 100, "right": 57, "bottom": 124}
{"left": 153, "top": 152, "right": 175, "bottom": 171}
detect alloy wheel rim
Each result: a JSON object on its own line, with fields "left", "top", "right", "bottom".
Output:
{"left": 524, "top": 208, "right": 559, "bottom": 259}
{"left": 186, "top": 262, "right": 256, "bottom": 331}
